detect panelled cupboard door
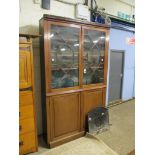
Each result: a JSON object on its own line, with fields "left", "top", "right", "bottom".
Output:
{"left": 19, "top": 50, "right": 32, "bottom": 89}
{"left": 82, "top": 88, "right": 105, "bottom": 129}
{"left": 82, "top": 27, "right": 107, "bottom": 86}
{"left": 49, "top": 93, "right": 81, "bottom": 140}
{"left": 47, "top": 22, "right": 81, "bottom": 91}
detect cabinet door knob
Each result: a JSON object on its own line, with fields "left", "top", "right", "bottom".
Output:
{"left": 19, "top": 141, "right": 24, "bottom": 147}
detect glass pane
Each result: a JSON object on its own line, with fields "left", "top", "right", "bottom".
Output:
{"left": 83, "top": 29, "right": 105, "bottom": 85}
{"left": 50, "top": 25, "right": 80, "bottom": 89}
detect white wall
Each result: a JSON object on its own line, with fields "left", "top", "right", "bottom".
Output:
{"left": 19, "top": 0, "right": 134, "bottom": 34}
{"left": 97, "top": 0, "right": 134, "bottom": 16}
{"left": 19, "top": 0, "right": 79, "bottom": 34}
{"left": 19, "top": 0, "right": 134, "bottom": 135}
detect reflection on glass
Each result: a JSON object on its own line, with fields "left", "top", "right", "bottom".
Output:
{"left": 83, "top": 29, "right": 105, "bottom": 85}
{"left": 50, "top": 25, "right": 80, "bottom": 89}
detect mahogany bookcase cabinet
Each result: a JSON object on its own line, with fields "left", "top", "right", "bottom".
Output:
{"left": 39, "top": 14, "right": 110, "bottom": 148}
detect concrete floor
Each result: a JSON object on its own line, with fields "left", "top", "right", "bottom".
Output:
{"left": 30, "top": 99, "right": 135, "bottom": 155}
{"left": 97, "top": 99, "right": 135, "bottom": 155}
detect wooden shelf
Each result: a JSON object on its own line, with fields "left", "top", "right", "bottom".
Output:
{"left": 52, "top": 67, "right": 78, "bottom": 71}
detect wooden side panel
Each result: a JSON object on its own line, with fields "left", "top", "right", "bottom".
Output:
{"left": 19, "top": 36, "right": 38, "bottom": 155}
{"left": 19, "top": 50, "right": 32, "bottom": 89}
{"left": 19, "top": 132, "right": 36, "bottom": 154}
{"left": 19, "top": 118, "right": 35, "bottom": 134}
{"left": 50, "top": 93, "right": 81, "bottom": 139}
{"left": 19, "top": 91, "right": 33, "bottom": 106}
{"left": 19, "top": 105, "right": 34, "bottom": 120}
{"left": 82, "top": 88, "right": 105, "bottom": 129}
{"left": 128, "top": 150, "right": 135, "bottom": 155}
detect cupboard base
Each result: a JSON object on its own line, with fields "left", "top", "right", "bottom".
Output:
{"left": 48, "top": 131, "right": 85, "bottom": 148}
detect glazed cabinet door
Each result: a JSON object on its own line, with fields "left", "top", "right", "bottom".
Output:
{"left": 82, "top": 27, "right": 106, "bottom": 86}
{"left": 47, "top": 22, "right": 81, "bottom": 91}
{"left": 19, "top": 44, "right": 32, "bottom": 89}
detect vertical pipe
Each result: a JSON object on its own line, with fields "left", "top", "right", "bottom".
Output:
{"left": 91, "top": 0, "right": 93, "bottom": 10}
{"left": 85, "top": 0, "right": 88, "bottom": 6}
{"left": 90, "top": 0, "right": 94, "bottom": 21}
